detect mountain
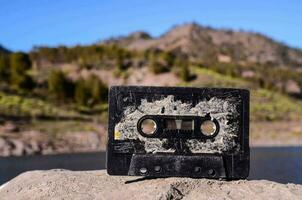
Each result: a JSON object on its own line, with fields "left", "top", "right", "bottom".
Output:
{"left": 103, "top": 23, "right": 302, "bottom": 69}
{"left": 0, "top": 45, "right": 10, "bottom": 54}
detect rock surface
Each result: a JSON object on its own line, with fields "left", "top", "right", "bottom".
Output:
{"left": 1, "top": 170, "right": 302, "bottom": 200}
{"left": 0, "top": 129, "right": 106, "bottom": 157}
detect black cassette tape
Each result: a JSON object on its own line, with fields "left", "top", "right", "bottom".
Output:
{"left": 106, "top": 86, "right": 249, "bottom": 179}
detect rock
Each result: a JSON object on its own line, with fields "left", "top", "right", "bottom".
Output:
{"left": 217, "top": 54, "right": 231, "bottom": 63}
{"left": 128, "top": 31, "right": 152, "bottom": 40}
{"left": 0, "top": 135, "right": 45, "bottom": 156}
{"left": 285, "top": 80, "right": 301, "bottom": 95}
{"left": 1, "top": 170, "right": 302, "bottom": 200}
{"left": 24, "top": 140, "right": 41, "bottom": 155}
{"left": 10, "top": 139, "right": 25, "bottom": 156}
{"left": 0, "top": 137, "right": 11, "bottom": 156}
{"left": 57, "top": 131, "right": 102, "bottom": 153}
{"left": 41, "top": 144, "right": 54, "bottom": 155}
{"left": 1, "top": 122, "right": 19, "bottom": 133}
{"left": 241, "top": 70, "right": 255, "bottom": 78}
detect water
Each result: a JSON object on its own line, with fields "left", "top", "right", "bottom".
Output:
{"left": 1, "top": 147, "right": 302, "bottom": 185}
{"left": 249, "top": 147, "right": 302, "bottom": 184}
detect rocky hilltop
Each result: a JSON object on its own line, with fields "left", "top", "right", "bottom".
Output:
{"left": 104, "top": 23, "right": 302, "bottom": 69}
{"left": 1, "top": 170, "right": 302, "bottom": 200}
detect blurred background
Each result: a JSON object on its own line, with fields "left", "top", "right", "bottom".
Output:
{"left": 0, "top": 0, "right": 302, "bottom": 184}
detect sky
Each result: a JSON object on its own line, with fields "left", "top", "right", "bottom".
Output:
{"left": 0, "top": 0, "right": 301, "bottom": 52}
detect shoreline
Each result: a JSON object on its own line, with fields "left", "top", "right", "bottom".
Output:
{"left": 1, "top": 147, "right": 302, "bottom": 189}
{"left": 1, "top": 120, "right": 302, "bottom": 156}
{"left": 250, "top": 140, "right": 302, "bottom": 147}
{"left": 0, "top": 142, "right": 302, "bottom": 160}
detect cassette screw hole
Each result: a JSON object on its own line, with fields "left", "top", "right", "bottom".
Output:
{"left": 140, "top": 119, "right": 157, "bottom": 135}
{"left": 200, "top": 120, "right": 217, "bottom": 136}
{"left": 208, "top": 169, "right": 215, "bottom": 176}
{"left": 140, "top": 167, "right": 148, "bottom": 175}
{"left": 194, "top": 167, "right": 201, "bottom": 173}
{"left": 154, "top": 166, "right": 161, "bottom": 173}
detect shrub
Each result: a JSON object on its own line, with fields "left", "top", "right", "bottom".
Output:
{"left": 10, "top": 52, "right": 34, "bottom": 91}
{"left": 48, "top": 70, "right": 74, "bottom": 102}
{"left": 10, "top": 52, "right": 31, "bottom": 73}
{"left": 175, "top": 57, "right": 191, "bottom": 82}
{"left": 148, "top": 52, "right": 169, "bottom": 74}
{"left": 160, "top": 51, "right": 175, "bottom": 67}
{"left": 0, "top": 54, "right": 10, "bottom": 82}
{"left": 75, "top": 75, "right": 108, "bottom": 107}
{"left": 75, "top": 79, "right": 89, "bottom": 106}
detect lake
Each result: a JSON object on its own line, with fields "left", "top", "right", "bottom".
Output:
{"left": 1, "top": 147, "right": 302, "bottom": 185}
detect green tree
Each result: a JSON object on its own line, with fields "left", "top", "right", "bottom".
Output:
{"left": 10, "top": 52, "right": 31, "bottom": 73}
{"left": 90, "top": 75, "right": 107, "bottom": 102}
{"left": 176, "top": 57, "right": 191, "bottom": 82}
{"left": 10, "top": 52, "right": 34, "bottom": 91}
{"left": 149, "top": 52, "right": 169, "bottom": 74}
{"left": 0, "top": 54, "right": 10, "bottom": 82}
{"left": 48, "top": 70, "right": 74, "bottom": 102}
{"left": 161, "top": 52, "right": 175, "bottom": 67}
{"left": 180, "top": 64, "right": 190, "bottom": 82}
{"left": 116, "top": 49, "right": 125, "bottom": 71}
{"left": 75, "top": 79, "right": 89, "bottom": 106}
{"left": 75, "top": 75, "right": 108, "bottom": 107}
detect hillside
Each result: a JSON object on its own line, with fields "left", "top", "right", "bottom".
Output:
{"left": 104, "top": 23, "right": 302, "bottom": 69}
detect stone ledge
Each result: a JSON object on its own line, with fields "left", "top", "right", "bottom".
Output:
{"left": 1, "top": 169, "right": 302, "bottom": 200}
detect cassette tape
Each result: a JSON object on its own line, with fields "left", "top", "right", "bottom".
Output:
{"left": 107, "top": 86, "right": 249, "bottom": 179}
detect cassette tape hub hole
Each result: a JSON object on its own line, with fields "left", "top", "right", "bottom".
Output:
{"left": 154, "top": 166, "right": 161, "bottom": 172}
{"left": 140, "top": 167, "right": 148, "bottom": 174}
{"left": 208, "top": 169, "right": 216, "bottom": 176}
{"left": 140, "top": 119, "right": 157, "bottom": 135}
{"left": 194, "top": 167, "right": 201, "bottom": 173}
{"left": 200, "top": 120, "right": 217, "bottom": 136}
